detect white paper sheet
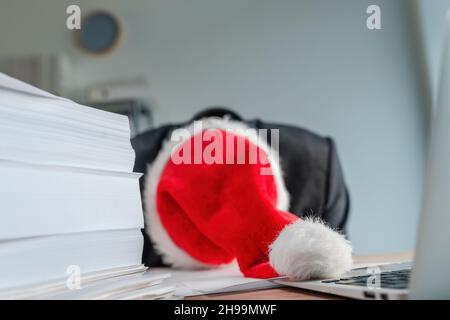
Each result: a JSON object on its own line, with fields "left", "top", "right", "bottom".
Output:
{"left": 0, "top": 72, "right": 60, "bottom": 100}
{"left": 144, "top": 262, "right": 282, "bottom": 298}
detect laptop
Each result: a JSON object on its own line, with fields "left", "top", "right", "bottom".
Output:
{"left": 276, "top": 12, "right": 450, "bottom": 300}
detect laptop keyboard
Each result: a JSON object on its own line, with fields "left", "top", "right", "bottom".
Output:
{"left": 322, "top": 269, "right": 411, "bottom": 289}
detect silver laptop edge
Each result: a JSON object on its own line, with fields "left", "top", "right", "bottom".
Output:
{"left": 409, "top": 10, "right": 450, "bottom": 300}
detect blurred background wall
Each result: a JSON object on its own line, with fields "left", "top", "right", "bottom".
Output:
{"left": 0, "top": 0, "right": 438, "bottom": 254}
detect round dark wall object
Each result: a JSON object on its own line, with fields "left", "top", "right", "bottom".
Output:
{"left": 78, "top": 11, "right": 122, "bottom": 55}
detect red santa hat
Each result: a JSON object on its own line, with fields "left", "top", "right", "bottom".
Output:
{"left": 144, "top": 117, "right": 352, "bottom": 280}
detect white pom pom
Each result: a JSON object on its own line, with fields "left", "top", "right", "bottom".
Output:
{"left": 269, "top": 218, "right": 353, "bottom": 280}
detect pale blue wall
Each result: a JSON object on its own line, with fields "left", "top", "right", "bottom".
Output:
{"left": 0, "top": 0, "right": 428, "bottom": 254}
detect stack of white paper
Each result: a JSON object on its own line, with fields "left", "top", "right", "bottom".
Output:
{"left": 0, "top": 265, "right": 174, "bottom": 300}
{"left": 0, "top": 73, "right": 167, "bottom": 299}
{"left": 0, "top": 72, "right": 135, "bottom": 172}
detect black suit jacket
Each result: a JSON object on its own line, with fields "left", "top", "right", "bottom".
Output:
{"left": 132, "top": 108, "right": 350, "bottom": 267}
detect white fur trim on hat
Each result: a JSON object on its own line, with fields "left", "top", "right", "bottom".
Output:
{"left": 269, "top": 218, "right": 353, "bottom": 280}
{"left": 144, "top": 116, "right": 290, "bottom": 269}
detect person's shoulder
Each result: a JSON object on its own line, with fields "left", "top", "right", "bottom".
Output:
{"left": 245, "top": 118, "right": 331, "bottom": 150}
{"left": 132, "top": 122, "right": 191, "bottom": 156}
